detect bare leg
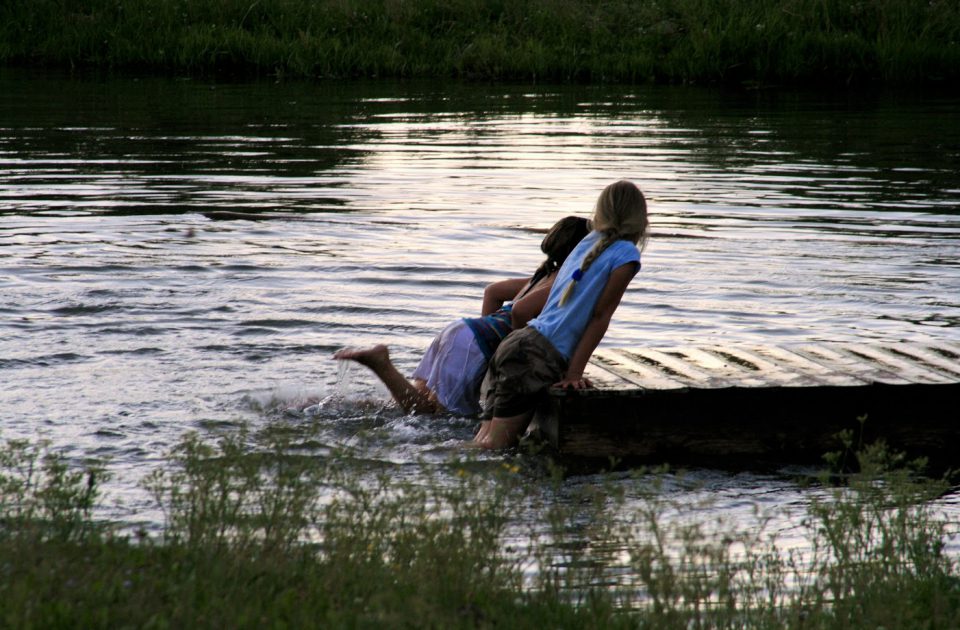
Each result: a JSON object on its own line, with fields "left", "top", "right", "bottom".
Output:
{"left": 472, "top": 413, "right": 532, "bottom": 450}
{"left": 334, "top": 345, "right": 439, "bottom": 414}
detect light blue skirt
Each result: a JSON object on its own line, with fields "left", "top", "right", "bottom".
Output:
{"left": 411, "top": 319, "right": 486, "bottom": 417}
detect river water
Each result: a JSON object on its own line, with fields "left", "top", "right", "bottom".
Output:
{"left": 2, "top": 71, "right": 960, "bottom": 549}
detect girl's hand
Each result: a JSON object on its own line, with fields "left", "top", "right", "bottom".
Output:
{"left": 554, "top": 376, "right": 593, "bottom": 390}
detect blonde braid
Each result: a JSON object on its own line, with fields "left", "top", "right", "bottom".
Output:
{"left": 558, "top": 229, "right": 618, "bottom": 306}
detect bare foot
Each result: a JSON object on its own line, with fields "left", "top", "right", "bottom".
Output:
{"left": 476, "top": 416, "right": 530, "bottom": 450}
{"left": 473, "top": 420, "right": 491, "bottom": 442}
{"left": 333, "top": 344, "right": 390, "bottom": 369}
{"left": 459, "top": 421, "right": 491, "bottom": 449}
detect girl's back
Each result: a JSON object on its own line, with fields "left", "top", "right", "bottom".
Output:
{"left": 474, "top": 180, "right": 650, "bottom": 449}
{"left": 528, "top": 231, "right": 640, "bottom": 360}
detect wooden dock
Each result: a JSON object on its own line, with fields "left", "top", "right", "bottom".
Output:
{"left": 528, "top": 341, "right": 960, "bottom": 470}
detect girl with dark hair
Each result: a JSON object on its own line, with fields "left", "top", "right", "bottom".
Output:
{"left": 334, "top": 216, "right": 590, "bottom": 416}
{"left": 475, "top": 181, "right": 649, "bottom": 448}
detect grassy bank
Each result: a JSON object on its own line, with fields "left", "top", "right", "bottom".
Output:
{"left": 1, "top": 0, "right": 958, "bottom": 86}
{"left": 2, "top": 429, "right": 959, "bottom": 628}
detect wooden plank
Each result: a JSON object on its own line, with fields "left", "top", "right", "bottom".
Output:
{"left": 894, "top": 343, "right": 960, "bottom": 379}
{"left": 837, "top": 343, "right": 955, "bottom": 384}
{"left": 540, "top": 381, "right": 960, "bottom": 469}
{"left": 744, "top": 345, "right": 868, "bottom": 387}
{"left": 674, "top": 346, "right": 795, "bottom": 388}
{"left": 581, "top": 360, "right": 638, "bottom": 390}
{"left": 615, "top": 348, "right": 730, "bottom": 388}
{"left": 595, "top": 342, "right": 960, "bottom": 388}
{"left": 926, "top": 341, "right": 960, "bottom": 363}
{"left": 790, "top": 344, "right": 912, "bottom": 385}
{"left": 709, "top": 346, "right": 836, "bottom": 387}
{"left": 538, "top": 340, "right": 960, "bottom": 469}
{"left": 666, "top": 346, "right": 765, "bottom": 386}
{"left": 592, "top": 349, "right": 687, "bottom": 390}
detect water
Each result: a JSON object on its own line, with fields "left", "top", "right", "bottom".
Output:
{"left": 2, "top": 70, "right": 960, "bottom": 546}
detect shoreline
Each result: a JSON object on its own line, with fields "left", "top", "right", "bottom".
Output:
{"left": 2, "top": 0, "right": 958, "bottom": 88}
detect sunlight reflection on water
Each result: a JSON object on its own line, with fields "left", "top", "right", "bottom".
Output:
{"left": 1, "top": 73, "right": 959, "bottom": 565}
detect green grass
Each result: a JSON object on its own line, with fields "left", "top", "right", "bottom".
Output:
{"left": 1, "top": 0, "right": 958, "bottom": 86}
{"left": 2, "top": 427, "right": 959, "bottom": 628}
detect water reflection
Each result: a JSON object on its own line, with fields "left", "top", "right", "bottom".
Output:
{"left": 3, "top": 74, "right": 958, "bottom": 219}
{"left": 0, "top": 72, "right": 958, "bottom": 558}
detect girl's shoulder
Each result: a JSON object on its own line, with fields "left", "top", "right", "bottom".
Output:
{"left": 605, "top": 238, "right": 641, "bottom": 261}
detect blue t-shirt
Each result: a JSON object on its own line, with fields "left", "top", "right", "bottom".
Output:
{"left": 528, "top": 231, "right": 640, "bottom": 360}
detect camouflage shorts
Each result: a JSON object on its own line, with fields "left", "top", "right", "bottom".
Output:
{"left": 480, "top": 326, "right": 568, "bottom": 420}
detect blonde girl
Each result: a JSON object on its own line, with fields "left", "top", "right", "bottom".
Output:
{"left": 474, "top": 180, "right": 649, "bottom": 449}
{"left": 334, "top": 216, "right": 590, "bottom": 416}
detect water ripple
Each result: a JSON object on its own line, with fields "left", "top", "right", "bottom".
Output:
{"left": 0, "top": 74, "right": 958, "bottom": 540}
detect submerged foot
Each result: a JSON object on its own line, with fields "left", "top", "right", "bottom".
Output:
{"left": 333, "top": 344, "right": 391, "bottom": 369}
{"left": 471, "top": 417, "right": 529, "bottom": 450}
{"left": 472, "top": 420, "right": 491, "bottom": 443}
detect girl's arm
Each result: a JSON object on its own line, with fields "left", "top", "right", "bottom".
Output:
{"left": 481, "top": 277, "right": 529, "bottom": 315}
{"left": 509, "top": 272, "right": 557, "bottom": 329}
{"left": 555, "top": 262, "right": 638, "bottom": 389}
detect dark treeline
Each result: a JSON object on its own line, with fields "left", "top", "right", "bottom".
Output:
{"left": 1, "top": 0, "right": 958, "bottom": 86}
